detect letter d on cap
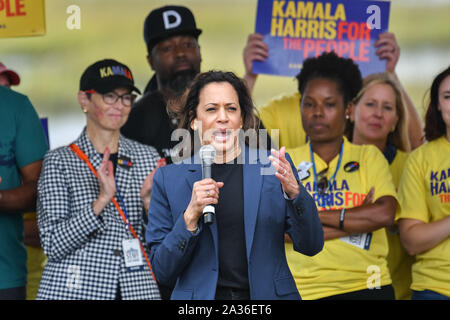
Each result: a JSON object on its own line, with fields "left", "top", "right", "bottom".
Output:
{"left": 163, "top": 10, "right": 182, "bottom": 30}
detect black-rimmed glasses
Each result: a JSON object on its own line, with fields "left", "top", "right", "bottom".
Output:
{"left": 85, "top": 90, "right": 136, "bottom": 106}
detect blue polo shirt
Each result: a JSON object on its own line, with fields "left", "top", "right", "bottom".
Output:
{"left": 0, "top": 86, "right": 48, "bottom": 290}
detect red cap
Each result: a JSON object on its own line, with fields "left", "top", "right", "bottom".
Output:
{"left": 0, "top": 62, "right": 20, "bottom": 86}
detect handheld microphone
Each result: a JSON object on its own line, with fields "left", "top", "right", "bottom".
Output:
{"left": 199, "top": 145, "right": 216, "bottom": 225}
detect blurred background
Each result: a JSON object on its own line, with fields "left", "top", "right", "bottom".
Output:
{"left": 1, "top": 0, "right": 449, "bottom": 149}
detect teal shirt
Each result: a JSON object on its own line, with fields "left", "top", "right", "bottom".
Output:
{"left": 0, "top": 86, "right": 48, "bottom": 290}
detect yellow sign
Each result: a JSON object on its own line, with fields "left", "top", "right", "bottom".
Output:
{"left": 0, "top": 0, "right": 46, "bottom": 38}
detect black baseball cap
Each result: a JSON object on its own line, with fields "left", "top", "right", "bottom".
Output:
{"left": 79, "top": 59, "right": 141, "bottom": 94}
{"left": 144, "top": 5, "right": 202, "bottom": 53}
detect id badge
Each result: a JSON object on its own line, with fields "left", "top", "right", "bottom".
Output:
{"left": 340, "top": 232, "right": 372, "bottom": 250}
{"left": 122, "top": 239, "right": 144, "bottom": 271}
{"left": 297, "top": 161, "right": 312, "bottom": 180}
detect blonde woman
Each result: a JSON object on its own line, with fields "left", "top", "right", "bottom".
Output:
{"left": 346, "top": 72, "right": 416, "bottom": 299}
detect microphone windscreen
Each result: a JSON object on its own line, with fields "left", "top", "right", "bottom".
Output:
{"left": 199, "top": 145, "right": 216, "bottom": 165}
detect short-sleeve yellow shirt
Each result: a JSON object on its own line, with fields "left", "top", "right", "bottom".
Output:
{"left": 285, "top": 137, "right": 397, "bottom": 299}
{"left": 257, "top": 92, "right": 306, "bottom": 149}
{"left": 390, "top": 150, "right": 408, "bottom": 188}
{"left": 385, "top": 149, "right": 413, "bottom": 300}
{"left": 397, "top": 136, "right": 450, "bottom": 297}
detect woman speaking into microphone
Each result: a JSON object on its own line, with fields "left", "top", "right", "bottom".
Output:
{"left": 146, "top": 71, "right": 323, "bottom": 300}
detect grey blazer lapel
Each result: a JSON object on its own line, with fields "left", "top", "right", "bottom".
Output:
{"left": 74, "top": 128, "right": 102, "bottom": 169}
{"left": 114, "top": 137, "right": 134, "bottom": 210}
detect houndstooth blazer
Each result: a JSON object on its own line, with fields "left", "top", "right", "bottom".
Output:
{"left": 36, "top": 129, "right": 161, "bottom": 300}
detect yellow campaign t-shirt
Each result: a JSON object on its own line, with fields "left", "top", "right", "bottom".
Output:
{"left": 397, "top": 136, "right": 450, "bottom": 297}
{"left": 23, "top": 212, "right": 46, "bottom": 300}
{"left": 386, "top": 150, "right": 413, "bottom": 300}
{"left": 257, "top": 92, "right": 306, "bottom": 149}
{"left": 286, "top": 137, "right": 397, "bottom": 299}
{"left": 390, "top": 150, "right": 409, "bottom": 187}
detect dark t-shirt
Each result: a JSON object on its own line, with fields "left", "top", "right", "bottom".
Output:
{"left": 120, "top": 91, "right": 178, "bottom": 164}
{"left": 212, "top": 161, "right": 249, "bottom": 290}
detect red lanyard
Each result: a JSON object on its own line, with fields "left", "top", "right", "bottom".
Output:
{"left": 69, "top": 143, "right": 157, "bottom": 283}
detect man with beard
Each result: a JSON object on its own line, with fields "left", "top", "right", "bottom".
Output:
{"left": 121, "top": 5, "right": 202, "bottom": 164}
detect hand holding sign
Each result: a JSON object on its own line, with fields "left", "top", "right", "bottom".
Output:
{"left": 243, "top": 33, "right": 269, "bottom": 92}
{"left": 252, "top": 0, "right": 391, "bottom": 77}
{"left": 374, "top": 32, "right": 400, "bottom": 73}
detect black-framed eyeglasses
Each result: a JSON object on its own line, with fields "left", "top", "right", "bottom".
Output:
{"left": 85, "top": 90, "right": 136, "bottom": 106}
{"left": 316, "top": 168, "right": 329, "bottom": 195}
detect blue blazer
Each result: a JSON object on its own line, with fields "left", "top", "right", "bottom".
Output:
{"left": 146, "top": 147, "right": 323, "bottom": 300}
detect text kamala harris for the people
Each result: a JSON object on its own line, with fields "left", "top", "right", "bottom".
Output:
{"left": 252, "top": 0, "right": 390, "bottom": 77}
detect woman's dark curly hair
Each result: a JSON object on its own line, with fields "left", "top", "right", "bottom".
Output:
{"left": 174, "top": 70, "right": 257, "bottom": 132}
{"left": 296, "top": 51, "right": 363, "bottom": 106}
{"left": 424, "top": 66, "right": 450, "bottom": 142}
{"left": 168, "top": 70, "right": 259, "bottom": 157}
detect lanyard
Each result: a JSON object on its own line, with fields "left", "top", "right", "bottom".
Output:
{"left": 115, "top": 181, "right": 130, "bottom": 230}
{"left": 68, "top": 143, "right": 157, "bottom": 283}
{"left": 309, "top": 140, "right": 344, "bottom": 207}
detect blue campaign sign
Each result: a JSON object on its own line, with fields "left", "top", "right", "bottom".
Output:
{"left": 253, "top": 0, "right": 390, "bottom": 77}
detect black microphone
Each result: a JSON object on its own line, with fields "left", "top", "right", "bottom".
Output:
{"left": 199, "top": 145, "right": 216, "bottom": 225}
